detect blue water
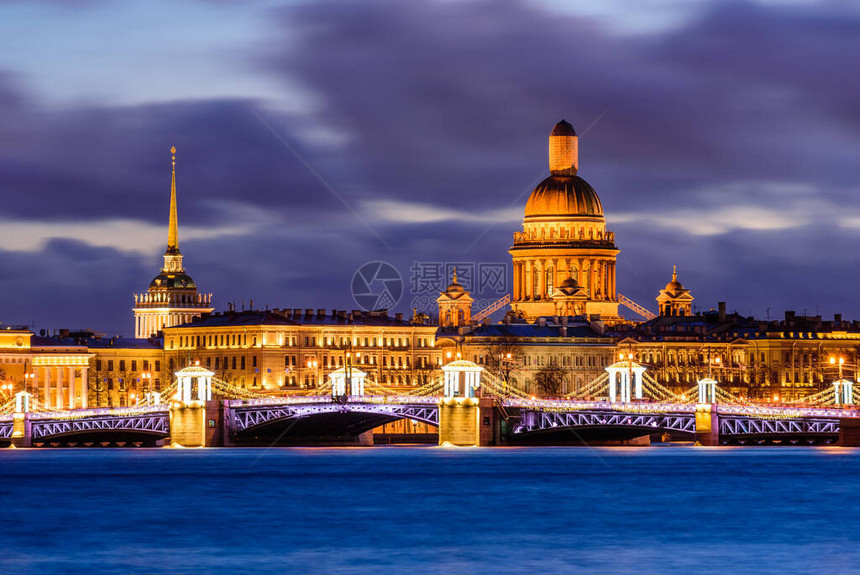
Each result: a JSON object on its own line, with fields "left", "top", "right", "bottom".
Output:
{"left": 2, "top": 446, "right": 860, "bottom": 574}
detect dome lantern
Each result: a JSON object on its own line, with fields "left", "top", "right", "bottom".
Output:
{"left": 549, "top": 119, "right": 578, "bottom": 176}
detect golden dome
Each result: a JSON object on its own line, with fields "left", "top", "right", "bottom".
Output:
{"left": 524, "top": 175, "right": 603, "bottom": 219}
{"left": 664, "top": 266, "right": 684, "bottom": 292}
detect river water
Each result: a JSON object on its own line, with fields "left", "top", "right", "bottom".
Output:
{"left": 1, "top": 446, "right": 859, "bottom": 574}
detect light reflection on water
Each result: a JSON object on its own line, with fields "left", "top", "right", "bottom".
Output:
{"left": 2, "top": 445, "right": 860, "bottom": 574}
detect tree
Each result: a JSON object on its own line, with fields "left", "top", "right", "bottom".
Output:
{"left": 534, "top": 364, "right": 566, "bottom": 397}
{"left": 89, "top": 359, "right": 110, "bottom": 407}
{"left": 479, "top": 337, "right": 523, "bottom": 389}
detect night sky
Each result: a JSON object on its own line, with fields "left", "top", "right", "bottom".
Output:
{"left": 1, "top": 0, "right": 859, "bottom": 336}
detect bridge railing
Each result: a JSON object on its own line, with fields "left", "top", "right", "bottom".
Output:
{"left": 505, "top": 398, "right": 698, "bottom": 414}
{"left": 225, "top": 395, "right": 440, "bottom": 407}
{"left": 716, "top": 404, "right": 860, "bottom": 419}
{"left": 29, "top": 404, "right": 169, "bottom": 421}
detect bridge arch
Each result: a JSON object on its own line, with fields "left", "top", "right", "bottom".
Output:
{"left": 228, "top": 400, "right": 439, "bottom": 445}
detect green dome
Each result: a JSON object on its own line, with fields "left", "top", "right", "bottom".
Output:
{"left": 150, "top": 273, "right": 197, "bottom": 290}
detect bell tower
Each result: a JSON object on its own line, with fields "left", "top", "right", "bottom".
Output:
{"left": 437, "top": 269, "right": 473, "bottom": 327}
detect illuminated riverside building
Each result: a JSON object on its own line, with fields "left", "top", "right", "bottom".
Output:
{"left": 438, "top": 317, "right": 615, "bottom": 396}
{"left": 133, "top": 147, "right": 212, "bottom": 339}
{"left": 0, "top": 327, "right": 91, "bottom": 409}
{"left": 161, "top": 309, "right": 443, "bottom": 391}
{"left": 510, "top": 120, "right": 620, "bottom": 323}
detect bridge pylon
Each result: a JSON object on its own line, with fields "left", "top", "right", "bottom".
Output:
{"left": 10, "top": 391, "right": 32, "bottom": 447}
{"left": 328, "top": 367, "right": 367, "bottom": 397}
{"left": 834, "top": 379, "right": 854, "bottom": 406}
{"left": 697, "top": 378, "right": 717, "bottom": 404}
{"left": 605, "top": 358, "right": 646, "bottom": 403}
{"left": 169, "top": 365, "right": 219, "bottom": 447}
{"left": 694, "top": 403, "right": 720, "bottom": 446}
{"left": 438, "top": 360, "right": 495, "bottom": 446}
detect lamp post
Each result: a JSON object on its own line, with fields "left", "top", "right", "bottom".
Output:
{"left": 830, "top": 356, "right": 845, "bottom": 380}
{"left": 499, "top": 352, "right": 513, "bottom": 396}
{"left": 24, "top": 372, "right": 34, "bottom": 401}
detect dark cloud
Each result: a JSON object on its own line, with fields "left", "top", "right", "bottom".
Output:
{"left": 3, "top": 0, "right": 860, "bottom": 332}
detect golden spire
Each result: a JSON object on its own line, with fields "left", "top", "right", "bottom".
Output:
{"left": 166, "top": 146, "right": 180, "bottom": 255}
{"left": 672, "top": 265, "right": 678, "bottom": 282}
{"left": 452, "top": 267, "right": 457, "bottom": 284}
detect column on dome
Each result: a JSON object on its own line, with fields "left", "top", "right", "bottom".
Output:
{"left": 536, "top": 260, "right": 545, "bottom": 300}
{"left": 513, "top": 262, "right": 521, "bottom": 300}
{"left": 524, "top": 261, "right": 533, "bottom": 301}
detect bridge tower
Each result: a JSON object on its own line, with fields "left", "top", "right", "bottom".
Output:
{"left": 438, "top": 360, "right": 495, "bottom": 446}
{"left": 833, "top": 379, "right": 853, "bottom": 406}
{"left": 605, "top": 357, "right": 646, "bottom": 403}
{"left": 169, "top": 365, "right": 219, "bottom": 447}
{"left": 10, "top": 391, "right": 32, "bottom": 447}
{"left": 329, "top": 367, "right": 367, "bottom": 397}
{"left": 697, "top": 378, "right": 717, "bottom": 404}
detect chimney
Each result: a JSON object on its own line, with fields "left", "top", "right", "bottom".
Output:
{"left": 317, "top": 309, "right": 326, "bottom": 317}
{"left": 835, "top": 313, "right": 843, "bottom": 325}
{"left": 305, "top": 308, "right": 313, "bottom": 317}
{"left": 718, "top": 301, "right": 726, "bottom": 322}
{"left": 395, "top": 313, "right": 403, "bottom": 322}
{"left": 537, "top": 317, "right": 547, "bottom": 327}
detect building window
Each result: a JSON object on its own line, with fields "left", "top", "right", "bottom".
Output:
{"left": 108, "top": 360, "right": 114, "bottom": 372}
{"left": 252, "top": 356, "right": 257, "bottom": 368}
{"left": 241, "top": 356, "right": 246, "bottom": 370}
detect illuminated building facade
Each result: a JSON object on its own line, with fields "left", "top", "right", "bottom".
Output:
{"left": 133, "top": 147, "right": 212, "bottom": 339}
{"left": 438, "top": 316, "right": 615, "bottom": 395}
{"left": 162, "top": 309, "right": 443, "bottom": 391}
{"left": 510, "top": 121, "right": 620, "bottom": 323}
{"left": 0, "top": 327, "right": 92, "bottom": 409}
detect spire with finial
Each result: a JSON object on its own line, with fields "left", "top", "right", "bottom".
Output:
{"left": 672, "top": 265, "right": 678, "bottom": 283}
{"left": 162, "top": 146, "right": 184, "bottom": 273}
{"left": 452, "top": 267, "right": 458, "bottom": 284}
{"left": 166, "top": 146, "right": 180, "bottom": 255}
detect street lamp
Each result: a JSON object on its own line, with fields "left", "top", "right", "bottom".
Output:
{"left": 24, "top": 372, "right": 34, "bottom": 398}
{"left": 830, "top": 356, "right": 845, "bottom": 380}
{"left": 0, "top": 382, "right": 13, "bottom": 402}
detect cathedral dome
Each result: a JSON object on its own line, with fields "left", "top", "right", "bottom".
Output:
{"left": 524, "top": 175, "right": 603, "bottom": 219}
{"left": 150, "top": 273, "right": 197, "bottom": 290}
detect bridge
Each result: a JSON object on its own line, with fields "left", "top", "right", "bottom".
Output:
{"left": 3, "top": 360, "right": 860, "bottom": 448}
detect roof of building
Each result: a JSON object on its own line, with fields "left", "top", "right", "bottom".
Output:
{"left": 167, "top": 309, "right": 431, "bottom": 330}
{"left": 524, "top": 175, "right": 603, "bottom": 219}
{"left": 450, "top": 319, "right": 611, "bottom": 341}
{"left": 551, "top": 119, "right": 576, "bottom": 137}
{"left": 150, "top": 272, "right": 196, "bottom": 290}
